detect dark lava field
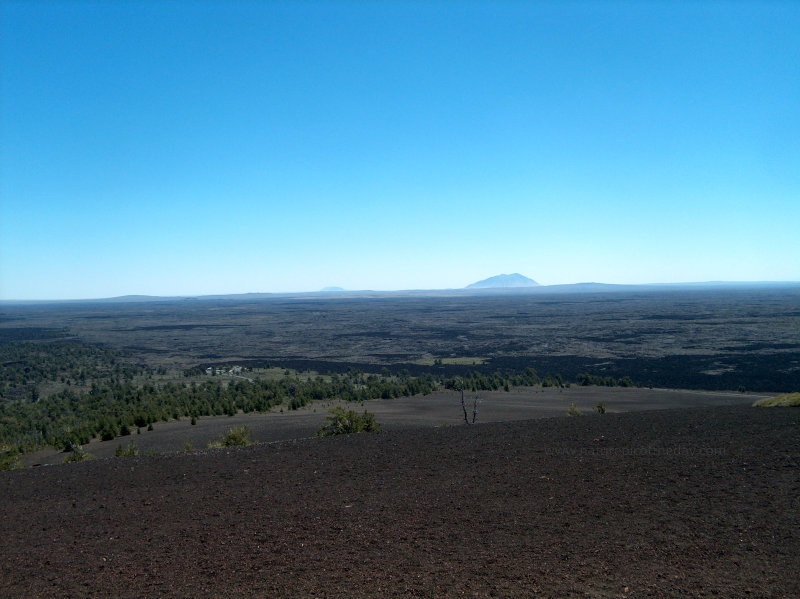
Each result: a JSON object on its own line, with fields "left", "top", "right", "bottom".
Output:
{"left": 3, "top": 286, "right": 799, "bottom": 391}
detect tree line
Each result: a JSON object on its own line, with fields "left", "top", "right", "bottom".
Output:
{"left": 0, "top": 341, "right": 145, "bottom": 401}
{"left": 0, "top": 341, "right": 642, "bottom": 459}
{"left": 0, "top": 371, "right": 437, "bottom": 453}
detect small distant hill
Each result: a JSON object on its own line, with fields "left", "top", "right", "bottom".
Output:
{"left": 466, "top": 273, "right": 540, "bottom": 289}
{"left": 320, "top": 286, "right": 346, "bottom": 292}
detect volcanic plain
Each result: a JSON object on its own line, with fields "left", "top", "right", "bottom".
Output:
{"left": 2, "top": 286, "right": 799, "bottom": 597}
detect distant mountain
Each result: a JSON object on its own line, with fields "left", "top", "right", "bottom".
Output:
{"left": 6, "top": 280, "right": 798, "bottom": 305}
{"left": 466, "top": 273, "right": 540, "bottom": 289}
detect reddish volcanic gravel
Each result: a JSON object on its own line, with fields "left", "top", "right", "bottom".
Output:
{"left": 2, "top": 404, "right": 799, "bottom": 598}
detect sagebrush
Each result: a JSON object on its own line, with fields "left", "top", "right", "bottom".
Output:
{"left": 63, "top": 445, "right": 94, "bottom": 463}
{"left": 208, "top": 425, "right": 253, "bottom": 448}
{"left": 316, "top": 408, "right": 380, "bottom": 437}
{"left": 115, "top": 442, "right": 139, "bottom": 457}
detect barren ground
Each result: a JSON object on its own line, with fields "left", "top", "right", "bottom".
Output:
{"left": 2, "top": 403, "right": 798, "bottom": 598}
{"left": 21, "top": 387, "right": 760, "bottom": 466}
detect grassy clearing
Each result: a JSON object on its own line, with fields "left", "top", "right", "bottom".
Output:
{"left": 415, "top": 357, "right": 488, "bottom": 366}
{"left": 248, "top": 367, "right": 329, "bottom": 383}
{"left": 753, "top": 392, "right": 800, "bottom": 407}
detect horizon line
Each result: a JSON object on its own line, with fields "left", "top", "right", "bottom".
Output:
{"left": 2, "top": 280, "right": 799, "bottom": 304}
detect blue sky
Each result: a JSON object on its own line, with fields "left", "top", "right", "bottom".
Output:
{"left": 1, "top": 1, "right": 798, "bottom": 299}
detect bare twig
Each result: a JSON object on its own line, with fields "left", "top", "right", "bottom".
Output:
{"left": 461, "top": 388, "right": 469, "bottom": 424}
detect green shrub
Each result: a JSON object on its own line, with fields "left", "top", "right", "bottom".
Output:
{"left": 63, "top": 445, "right": 94, "bottom": 463}
{"left": 114, "top": 442, "right": 139, "bottom": 457}
{"left": 753, "top": 393, "right": 800, "bottom": 407}
{"left": 0, "top": 444, "right": 22, "bottom": 471}
{"left": 567, "top": 402, "right": 583, "bottom": 417}
{"left": 316, "top": 407, "right": 380, "bottom": 437}
{"left": 100, "top": 425, "right": 118, "bottom": 441}
{"left": 208, "top": 425, "right": 253, "bottom": 448}
{"left": 596, "top": 402, "right": 606, "bottom": 415}
{"left": 618, "top": 376, "right": 635, "bottom": 388}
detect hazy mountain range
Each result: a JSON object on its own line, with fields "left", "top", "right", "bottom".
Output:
{"left": 3, "top": 277, "right": 799, "bottom": 304}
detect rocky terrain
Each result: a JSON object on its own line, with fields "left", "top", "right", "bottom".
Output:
{"left": 2, "top": 404, "right": 798, "bottom": 598}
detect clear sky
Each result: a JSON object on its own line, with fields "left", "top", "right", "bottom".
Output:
{"left": 1, "top": 1, "right": 798, "bottom": 299}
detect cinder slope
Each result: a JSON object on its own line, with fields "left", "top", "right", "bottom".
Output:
{"left": 1, "top": 405, "right": 798, "bottom": 598}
